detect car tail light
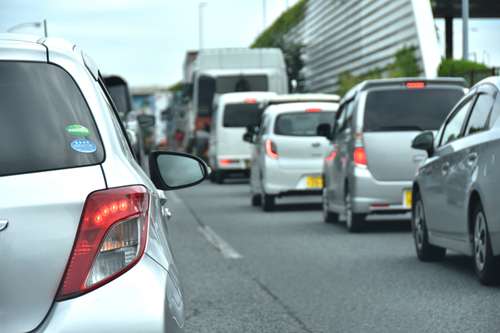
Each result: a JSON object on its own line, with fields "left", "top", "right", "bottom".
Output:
{"left": 406, "top": 81, "right": 426, "bottom": 89}
{"left": 219, "top": 159, "right": 238, "bottom": 166}
{"left": 353, "top": 147, "right": 367, "bottom": 167}
{"left": 325, "top": 150, "right": 337, "bottom": 162}
{"left": 265, "top": 139, "right": 278, "bottom": 159}
{"left": 245, "top": 98, "right": 257, "bottom": 104}
{"left": 57, "top": 185, "right": 149, "bottom": 300}
{"left": 306, "top": 108, "right": 322, "bottom": 113}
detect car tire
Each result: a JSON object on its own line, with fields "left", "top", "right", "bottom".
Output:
{"left": 251, "top": 193, "right": 261, "bottom": 207}
{"left": 345, "top": 192, "right": 364, "bottom": 232}
{"left": 214, "top": 171, "right": 225, "bottom": 184}
{"left": 322, "top": 189, "right": 338, "bottom": 223}
{"left": 412, "top": 192, "right": 446, "bottom": 262}
{"left": 262, "top": 193, "right": 275, "bottom": 212}
{"left": 471, "top": 203, "right": 500, "bottom": 285}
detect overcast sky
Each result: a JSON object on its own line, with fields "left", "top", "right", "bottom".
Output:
{"left": 1, "top": 0, "right": 498, "bottom": 88}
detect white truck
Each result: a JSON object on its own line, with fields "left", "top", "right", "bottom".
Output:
{"left": 185, "top": 48, "right": 289, "bottom": 158}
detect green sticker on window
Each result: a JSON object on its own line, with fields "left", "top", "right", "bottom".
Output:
{"left": 66, "top": 124, "right": 90, "bottom": 137}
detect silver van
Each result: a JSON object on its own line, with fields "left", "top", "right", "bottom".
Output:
{"left": 321, "top": 78, "right": 466, "bottom": 232}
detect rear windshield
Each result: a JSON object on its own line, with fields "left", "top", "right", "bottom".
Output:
{"left": 223, "top": 103, "right": 264, "bottom": 127}
{"left": 0, "top": 62, "right": 104, "bottom": 177}
{"left": 274, "top": 112, "right": 335, "bottom": 136}
{"left": 364, "top": 88, "right": 464, "bottom": 132}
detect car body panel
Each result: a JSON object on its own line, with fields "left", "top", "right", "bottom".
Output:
{"left": 34, "top": 254, "right": 183, "bottom": 333}
{"left": 0, "top": 166, "right": 106, "bottom": 333}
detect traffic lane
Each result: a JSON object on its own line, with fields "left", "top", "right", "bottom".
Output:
{"left": 175, "top": 181, "right": 500, "bottom": 333}
{"left": 165, "top": 190, "right": 309, "bottom": 333}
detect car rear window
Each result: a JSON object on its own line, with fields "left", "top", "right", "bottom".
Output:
{"left": 223, "top": 103, "right": 264, "bottom": 127}
{"left": 0, "top": 61, "right": 104, "bottom": 177}
{"left": 364, "top": 88, "right": 464, "bottom": 132}
{"left": 274, "top": 112, "right": 335, "bottom": 136}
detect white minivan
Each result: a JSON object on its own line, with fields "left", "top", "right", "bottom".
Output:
{"left": 209, "top": 92, "right": 276, "bottom": 183}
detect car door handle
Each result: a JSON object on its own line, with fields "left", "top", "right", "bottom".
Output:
{"left": 467, "top": 152, "right": 478, "bottom": 165}
{"left": 441, "top": 162, "right": 450, "bottom": 175}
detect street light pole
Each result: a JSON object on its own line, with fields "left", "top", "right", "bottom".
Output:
{"left": 262, "top": 0, "right": 267, "bottom": 31}
{"left": 43, "top": 19, "right": 48, "bottom": 38}
{"left": 462, "top": 0, "right": 469, "bottom": 60}
{"left": 198, "top": 2, "right": 207, "bottom": 50}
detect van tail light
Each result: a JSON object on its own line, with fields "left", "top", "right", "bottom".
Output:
{"left": 57, "top": 185, "right": 149, "bottom": 300}
{"left": 265, "top": 139, "right": 278, "bottom": 159}
{"left": 353, "top": 147, "right": 368, "bottom": 167}
{"left": 325, "top": 150, "right": 337, "bottom": 162}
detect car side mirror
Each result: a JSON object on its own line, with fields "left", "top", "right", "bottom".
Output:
{"left": 149, "top": 151, "right": 209, "bottom": 190}
{"left": 137, "top": 114, "right": 155, "bottom": 129}
{"left": 317, "top": 123, "right": 332, "bottom": 139}
{"left": 242, "top": 132, "right": 255, "bottom": 144}
{"left": 412, "top": 131, "right": 434, "bottom": 157}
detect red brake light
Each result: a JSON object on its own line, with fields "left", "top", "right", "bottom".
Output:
{"left": 353, "top": 147, "right": 367, "bottom": 166}
{"left": 245, "top": 98, "right": 257, "bottom": 104}
{"left": 325, "top": 150, "right": 337, "bottom": 162}
{"left": 265, "top": 139, "right": 278, "bottom": 159}
{"left": 219, "top": 159, "right": 238, "bottom": 166}
{"left": 57, "top": 185, "right": 149, "bottom": 300}
{"left": 406, "top": 81, "right": 426, "bottom": 89}
{"left": 306, "top": 108, "right": 322, "bottom": 113}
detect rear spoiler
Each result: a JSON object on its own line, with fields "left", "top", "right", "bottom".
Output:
{"left": 265, "top": 94, "right": 341, "bottom": 107}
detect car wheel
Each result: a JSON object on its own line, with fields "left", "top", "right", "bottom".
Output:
{"left": 262, "top": 193, "right": 275, "bottom": 212}
{"left": 251, "top": 193, "right": 261, "bottom": 207}
{"left": 472, "top": 203, "right": 500, "bottom": 285}
{"left": 322, "top": 189, "right": 338, "bottom": 223}
{"left": 412, "top": 192, "right": 446, "bottom": 262}
{"left": 345, "top": 192, "right": 364, "bottom": 232}
{"left": 214, "top": 171, "right": 225, "bottom": 184}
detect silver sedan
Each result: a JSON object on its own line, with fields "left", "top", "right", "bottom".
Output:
{"left": 412, "top": 76, "right": 500, "bottom": 285}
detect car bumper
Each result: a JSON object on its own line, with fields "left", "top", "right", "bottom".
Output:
{"left": 351, "top": 167, "right": 412, "bottom": 215}
{"left": 263, "top": 160, "right": 323, "bottom": 196}
{"left": 34, "top": 254, "right": 184, "bottom": 333}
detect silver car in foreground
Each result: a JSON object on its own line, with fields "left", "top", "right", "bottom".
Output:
{"left": 412, "top": 77, "right": 500, "bottom": 285}
{"left": 321, "top": 78, "right": 466, "bottom": 232}
{"left": 0, "top": 34, "right": 208, "bottom": 332}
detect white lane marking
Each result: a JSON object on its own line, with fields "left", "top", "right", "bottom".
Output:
{"left": 167, "top": 191, "right": 182, "bottom": 204}
{"left": 197, "top": 225, "right": 243, "bottom": 259}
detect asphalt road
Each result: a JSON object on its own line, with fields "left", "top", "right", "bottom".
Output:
{"left": 167, "top": 180, "right": 500, "bottom": 333}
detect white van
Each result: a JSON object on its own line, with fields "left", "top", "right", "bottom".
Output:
{"left": 209, "top": 92, "right": 277, "bottom": 183}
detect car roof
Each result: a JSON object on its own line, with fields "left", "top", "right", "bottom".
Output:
{"left": 217, "top": 91, "right": 277, "bottom": 104}
{"left": 475, "top": 76, "right": 500, "bottom": 89}
{"left": 342, "top": 77, "right": 468, "bottom": 102}
{"left": 267, "top": 93, "right": 341, "bottom": 106}
{"left": 264, "top": 102, "right": 339, "bottom": 117}
{"left": 0, "top": 34, "right": 97, "bottom": 77}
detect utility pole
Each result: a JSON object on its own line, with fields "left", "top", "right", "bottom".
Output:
{"left": 43, "top": 19, "right": 48, "bottom": 37}
{"left": 462, "top": 0, "right": 469, "bottom": 60}
{"left": 199, "top": 2, "right": 207, "bottom": 50}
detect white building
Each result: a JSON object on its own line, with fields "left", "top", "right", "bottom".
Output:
{"left": 301, "top": 0, "right": 440, "bottom": 92}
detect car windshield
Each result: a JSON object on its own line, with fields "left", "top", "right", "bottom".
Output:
{"left": 0, "top": 61, "right": 104, "bottom": 177}
{"left": 364, "top": 88, "right": 465, "bottom": 132}
{"left": 274, "top": 111, "right": 335, "bottom": 136}
{"left": 223, "top": 103, "right": 264, "bottom": 127}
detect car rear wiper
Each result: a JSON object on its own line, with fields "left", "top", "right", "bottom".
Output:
{"left": 375, "top": 125, "right": 423, "bottom": 131}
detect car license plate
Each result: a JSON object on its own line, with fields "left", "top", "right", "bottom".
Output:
{"left": 306, "top": 176, "right": 323, "bottom": 189}
{"left": 403, "top": 190, "right": 412, "bottom": 208}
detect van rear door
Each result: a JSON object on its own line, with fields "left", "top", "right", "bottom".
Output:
{"left": 362, "top": 86, "right": 465, "bottom": 181}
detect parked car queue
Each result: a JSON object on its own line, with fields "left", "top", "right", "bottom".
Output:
{"left": 209, "top": 76, "right": 500, "bottom": 285}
